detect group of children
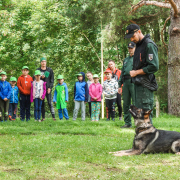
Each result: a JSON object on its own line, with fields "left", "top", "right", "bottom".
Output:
{"left": 0, "top": 67, "right": 118, "bottom": 122}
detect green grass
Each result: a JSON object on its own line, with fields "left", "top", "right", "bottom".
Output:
{"left": 1, "top": 115, "right": 180, "bottom": 180}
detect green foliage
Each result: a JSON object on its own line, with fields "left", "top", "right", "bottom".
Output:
{"left": 0, "top": 0, "right": 170, "bottom": 112}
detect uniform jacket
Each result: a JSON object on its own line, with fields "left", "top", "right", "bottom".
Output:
{"left": 53, "top": 82, "right": 68, "bottom": 109}
{"left": 17, "top": 75, "right": 33, "bottom": 95}
{"left": 133, "top": 34, "right": 159, "bottom": 91}
{"left": 104, "top": 68, "right": 121, "bottom": 81}
{"left": 74, "top": 72, "right": 88, "bottom": 102}
{"left": 10, "top": 86, "right": 19, "bottom": 103}
{"left": 103, "top": 79, "right": 118, "bottom": 99}
{"left": 89, "top": 83, "right": 103, "bottom": 102}
{"left": 119, "top": 56, "right": 133, "bottom": 87}
{"left": 133, "top": 34, "right": 159, "bottom": 74}
{"left": 30, "top": 80, "right": 46, "bottom": 103}
{"left": 36, "top": 67, "right": 54, "bottom": 89}
{"left": 0, "top": 81, "right": 12, "bottom": 100}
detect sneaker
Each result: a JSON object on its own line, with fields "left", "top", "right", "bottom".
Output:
{"left": 53, "top": 118, "right": 56, "bottom": 121}
{"left": 9, "top": 115, "right": 12, "bottom": 121}
{"left": 41, "top": 118, "right": 45, "bottom": 121}
{"left": 20, "top": 119, "right": 25, "bottom": 121}
{"left": 38, "top": 120, "right": 41, "bottom": 122}
{"left": 106, "top": 118, "right": 110, "bottom": 121}
{"left": 112, "top": 118, "right": 115, "bottom": 121}
{"left": 119, "top": 117, "right": 122, "bottom": 120}
{"left": 26, "top": 119, "right": 30, "bottom": 122}
{"left": 12, "top": 119, "right": 15, "bottom": 121}
{"left": 60, "top": 119, "right": 63, "bottom": 120}
{"left": 121, "top": 124, "right": 132, "bottom": 128}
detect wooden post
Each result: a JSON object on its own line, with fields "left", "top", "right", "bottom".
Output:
{"left": 156, "top": 96, "right": 160, "bottom": 118}
{"left": 101, "top": 22, "right": 104, "bottom": 119}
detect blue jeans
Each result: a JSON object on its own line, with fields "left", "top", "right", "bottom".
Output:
{"left": 58, "top": 106, "right": 69, "bottom": 120}
{"left": 9, "top": 103, "right": 18, "bottom": 119}
{"left": 34, "top": 98, "right": 43, "bottom": 120}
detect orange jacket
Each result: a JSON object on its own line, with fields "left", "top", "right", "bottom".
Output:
{"left": 17, "top": 75, "right": 33, "bottom": 95}
{"left": 104, "top": 67, "right": 121, "bottom": 81}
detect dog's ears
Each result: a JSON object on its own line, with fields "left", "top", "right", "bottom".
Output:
{"left": 145, "top": 109, "right": 153, "bottom": 116}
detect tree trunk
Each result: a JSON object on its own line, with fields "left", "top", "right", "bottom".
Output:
{"left": 168, "top": 0, "right": 180, "bottom": 115}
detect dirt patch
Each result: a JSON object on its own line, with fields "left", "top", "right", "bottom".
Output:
{"left": 4, "top": 168, "right": 23, "bottom": 172}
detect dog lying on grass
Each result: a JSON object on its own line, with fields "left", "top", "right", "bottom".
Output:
{"left": 110, "top": 105, "right": 180, "bottom": 156}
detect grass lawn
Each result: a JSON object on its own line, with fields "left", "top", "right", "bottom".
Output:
{"left": 0, "top": 114, "right": 180, "bottom": 180}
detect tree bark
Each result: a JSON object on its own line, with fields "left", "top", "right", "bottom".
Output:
{"left": 168, "top": 0, "right": 180, "bottom": 115}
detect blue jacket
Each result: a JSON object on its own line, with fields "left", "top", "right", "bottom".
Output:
{"left": 10, "top": 86, "right": 19, "bottom": 103}
{"left": 74, "top": 72, "right": 88, "bottom": 102}
{"left": 53, "top": 82, "right": 68, "bottom": 102}
{"left": 0, "top": 81, "right": 12, "bottom": 100}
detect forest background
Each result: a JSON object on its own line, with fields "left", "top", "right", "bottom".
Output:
{"left": 0, "top": 0, "right": 169, "bottom": 114}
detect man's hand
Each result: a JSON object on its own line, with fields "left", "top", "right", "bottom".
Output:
{"left": 47, "top": 88, "right": 51, "bottom": 94}
{"left": 41, "top": 75, "right": 45, "bottom": 79}
{"left": 54, "top": 102, "right": 56, "bottom": 104}
{"left": 118, "top": 88, "right": 122, "bottom": 94}
{"left": 130, "top": 70, "right": 138, "bottom": 77}
{"left": 4, "top": 98, "right": 8, "bottom": 101}
{"left": 40, "top": 97, "right": 43, "bottom": 100}
{"left": 94, "top": 97, "right": 97, "bottom": 100}
{"left": 130, "top": 69, "right": 146, "bottom": 77}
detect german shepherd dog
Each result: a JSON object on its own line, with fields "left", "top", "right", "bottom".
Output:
{"left": 110, "top": 105, "right": 180, "bottom": 156}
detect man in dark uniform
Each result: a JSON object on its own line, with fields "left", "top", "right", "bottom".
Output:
{"left": 125, "top": 24, "right": 159, "bottom": 123}
{"left": 118, "top": 42, "right": 135, "bottom": 128}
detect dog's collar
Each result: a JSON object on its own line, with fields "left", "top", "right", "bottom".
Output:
{"left": 136, "top": 126, "right": 153, "bottom": 134}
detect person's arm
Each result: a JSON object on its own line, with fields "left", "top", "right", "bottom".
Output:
{"left": 74, "top": 83, "right": 76, "bottom": 100}
{"left": 130, "top": 43, "right": 159, "bottom": 77}
{"left": 6, "top": 83, "right": 12, "bottom": 99}
{"left": 118, "top": 65, "right": 124, "bottom": 87}
{"left": 89, "top": 84, "right": 95, "bottom": 99}
{"left": 142, "top": 43, "right": 159, "bottom": 74}
{"left": 85, "top": 83, "right": 88, "bottom": 102}
{"left": 30, "top": 82, "right": 33, "bottom": 103}
{"left": 65, "top": 84, "right": 68, "bottom": 102}
{"left": 42, "top": 82, "right": 47, "bottom": 99}
{"left": 49, "top": 69, "right": 54, "bottom": 89}
{"left": 17, "top": 77, "right": 25, "bottom": 94}
{"left": 96, "top": 84, "right": 103, "bottom": 99}
{"left": 53, "top": 86, "right": 57, "bottom": 102}
{"left": 0, "top": 84, "right": 4, "bottom": 99}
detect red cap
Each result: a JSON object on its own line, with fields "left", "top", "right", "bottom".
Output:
{"left": 104, "top": 69, "right": 112, "bottom": 74}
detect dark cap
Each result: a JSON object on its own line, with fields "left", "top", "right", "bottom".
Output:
{"left": 128, "top": 42, "right": 136, "bottom": 48}
{"left": 125, "top": 24, "right": 140, "bottom": 39}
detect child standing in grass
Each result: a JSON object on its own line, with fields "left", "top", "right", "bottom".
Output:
{"left": 73, "top": 72, "right": 88, "bottom": 121}
{"left": 17, "top": 66, "right": 33, "bottom": 121}
{"left": 89, "top": 74, "right": 102, "bottom": 121}
{"left": 53, "top": 75, "right": 69, "bottom": 120}
{"left": 103, "top": 70, "right": 118, "bottom": 121}
{"left": 0, "top": 71, "right": 12, "bottom": 122}
{"left": 8, "top": 77, "right": 19, "bottom": 121}
{"left": 30, "top": 70, "right": 46, "bottom": 122}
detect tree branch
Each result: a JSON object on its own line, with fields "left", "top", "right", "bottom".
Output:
{"left": 168, "top": 0, "right": 178, "bottom": 18}
{"left": 81, "top": 32, "right": 101, "bottom": 62}
{"left": 130, "top": 1, "right": 171, "bottom": 14}
{"left": 161, "top": 17, "right": 170, "bottom": 55}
